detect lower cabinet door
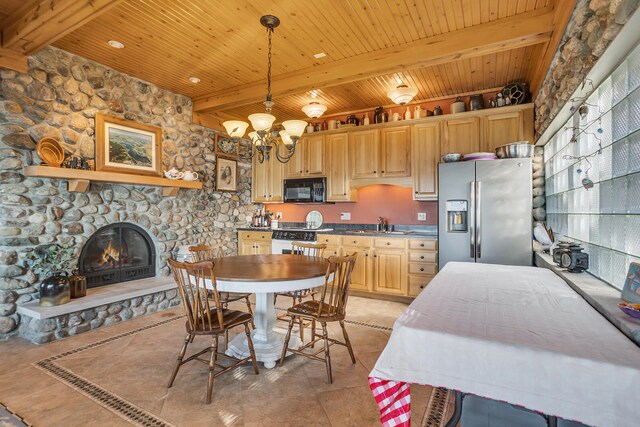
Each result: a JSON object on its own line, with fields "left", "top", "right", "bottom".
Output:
{"left": 373, "top": 249, "right": 407, "bottom": 295}
{"left": 239, "top": 241, "right": 254, "bottom": 255}
{"left": 323, "top": 245, "right": 342, "bottom": 258}
{"left": 255, "top": 241, "right": 272, "bottom": 255}
{"left": 345, "top": 247, "right": 372, "bottom": 292}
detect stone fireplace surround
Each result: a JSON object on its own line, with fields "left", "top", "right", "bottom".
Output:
{"left": 0, "top": 46, "right": 258, "bottom": 342}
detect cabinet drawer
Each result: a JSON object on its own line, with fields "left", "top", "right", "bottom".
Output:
{"left": 408, "top": 263, "right": 438, "bottom": 275}
{"left": 408, "top": 275, "right": 435, "bottom": 297}
{"left": 374, "top": 237, "right": 407, "bottom": 249}
{"left": 342, "top": 236, "right": 372, "bottom": 247}
{"left": 240, "top": 231, "right": 272, "bottom": 241}
{"left": 318, "top": 234, "right": 342, "bottom": 245}
{"left": 409, "top": 239, "right": 437, "bottom": 250}
{"left": 408, "top": 251, "right": 437, "bottom": 263}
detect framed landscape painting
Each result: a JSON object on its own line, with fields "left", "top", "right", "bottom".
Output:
{"left": 96, "top": 113, "right": 162, "bottom": 176}
{"left": 215, "top": 156, "right": 238, "bottom": 192}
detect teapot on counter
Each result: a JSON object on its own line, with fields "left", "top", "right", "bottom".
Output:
{"left": 182, "top": 170, "right": 199, "bottom": 181}
{"left": 163, "top": 168, "right": 184, "bottom": 180}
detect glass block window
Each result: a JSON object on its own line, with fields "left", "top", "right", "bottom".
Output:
{"left": 542, "top": 42, "right": 640, "bottom": 290}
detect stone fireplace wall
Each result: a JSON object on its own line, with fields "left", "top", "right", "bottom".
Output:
{"left": 0, "top": 47, "right": 257, "bottom": 340}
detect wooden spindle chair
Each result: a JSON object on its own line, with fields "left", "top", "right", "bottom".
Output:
{"left": 274, "top": 241, "right": 327, "bottom": 341}
{"left": 279, "top": 253, "right": 358, "bottom": 384}
{"left": 167, "top": 258, "right": 259, "bottom": 404}
{"left": 189, "top": 245, "right": 254, "bottom": 333}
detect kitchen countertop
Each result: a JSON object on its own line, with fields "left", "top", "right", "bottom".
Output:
{"left": 236, "top": 227, "right": 437, "bottom": 239}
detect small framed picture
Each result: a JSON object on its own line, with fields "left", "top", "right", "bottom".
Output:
{"left": 215, "top": 156, "right": 238, "bottom": 192}
{"left": 95, "top": 113, "right": 162, "bottom": 176}
{"left": 214, "top": 133, "right": 239, "bottom": 158}
{"left": 621, "top": 262, "right": 640, "bottom": 304}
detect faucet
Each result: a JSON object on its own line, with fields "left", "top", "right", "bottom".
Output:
{"left": 377, "top": 216, "right": 388, "bottom": 232}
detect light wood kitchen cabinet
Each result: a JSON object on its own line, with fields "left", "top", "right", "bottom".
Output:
{"left": 483, "top": 111, "right": 525, "bottom": 152}
{"left": 412, "top": 122, "right": 440, "bottom": 200}
{"left": 373, "top": 248, "right": 407, "bottom": 295}
{"left": 285, "top": 134, "right": 326, "bottom": 178}
{"left": 323, "top": 245, "right": 342, "bottom": 258}
{"left": 443, "top": 117, "right": 480, "bottom": 155}
{"left": 326, "top": 132, "right": 356, "bottom": 202}
{"left": 343, "top": 236, "right": 373, "bottom": 292}
{"left": 349, "top": 129, "right": 380, "bottom": 179}
{"left": 251, "top": 148, "right": 284, "bottom": 203}
{"left": 380, "top": 126, "right": 411, "bottom": 177}
{"left": 407, "top": 238, "right": 438, "bottom": 297}
{"left": 238, "top": 231, "right": 272, "bottom": 255}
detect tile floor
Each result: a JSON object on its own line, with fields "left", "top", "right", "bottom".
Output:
{"left": 0, "top": 296, "right": 442, "bottom": 427}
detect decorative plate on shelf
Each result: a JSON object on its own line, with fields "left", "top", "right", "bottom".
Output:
{"left": 214, "top": 133, "right": 239, "bottom": 158}
{"left": 36, "top": 137, "right": 65, "bottom": 167}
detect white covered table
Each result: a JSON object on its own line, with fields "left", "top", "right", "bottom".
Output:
{"left": 212, "top": 254, "right": 328, "bottom": 369}
{"left": 370, "top": 262, "right": 640, "bottom": 427}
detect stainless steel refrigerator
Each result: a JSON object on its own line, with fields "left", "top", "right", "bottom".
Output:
{"left": 438, "top": 159, "right": 532, "bottom": 267}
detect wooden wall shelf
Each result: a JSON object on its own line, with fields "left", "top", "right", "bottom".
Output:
{"left": 23, "top": 166, "right": 202, "bottom": 196}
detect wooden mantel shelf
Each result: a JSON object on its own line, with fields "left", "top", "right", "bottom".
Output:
{"left": 23, "top": 166, "right": 202, "bottom": 196}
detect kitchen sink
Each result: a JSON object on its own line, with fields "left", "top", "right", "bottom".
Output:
{"left": 351, "top": 230, "right": 411, "bottom": 235}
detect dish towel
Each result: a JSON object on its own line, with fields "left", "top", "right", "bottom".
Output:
{"left": 368, "top": 376, "right": 411, "bottom": 426}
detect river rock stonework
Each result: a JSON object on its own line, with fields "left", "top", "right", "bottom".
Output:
{"left": 19, "top": 289, "right": 182, "bottom": 344}
{"left": 534, "top": 0, "right": 639, "bottom": 137}
{"left": 0, "top": 46, "right": 257, "bottom": 341}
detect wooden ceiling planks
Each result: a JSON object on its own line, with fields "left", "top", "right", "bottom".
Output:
{"left": 0, "top": 0, "right": 573, "bottom": 128}
{"left": 216, "top": 47, "right": 536, "bottom": 122}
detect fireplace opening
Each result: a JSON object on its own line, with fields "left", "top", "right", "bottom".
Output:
{"left": 79, "top": 222, "right": 156, "bottom": 288}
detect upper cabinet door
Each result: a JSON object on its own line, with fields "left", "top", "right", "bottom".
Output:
{"left": 268, "top": 146, "right": 285, "bottom": 202}
{"left": 349, "top": 129, "right": 380, "bottom": 179}
{"left": 326, "top": 132, "right": 354, "bottom": 202}
{"left": 285, "top": 137, "right": 306, "bottom": 178}
{"left": 305, "top": 134, "right": 326, "bottom": 176}
{"left": 482, "top": 111, "right": 524, "bottom": 152}
{"left": 412, "top": 122, "right": 440, "bottom": 200}
{"left": 380, "top": 126, "right": 411, "bottom": 177}
{"left": 251, "top": 155, "right": 269, "bottom": 203}
{"left": 443, "top": 117, "right": 480, "bottom": 155}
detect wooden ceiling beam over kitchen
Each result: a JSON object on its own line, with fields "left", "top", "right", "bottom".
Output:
{"left": 0, "top": 0, "right": 122, "bottom": 72}
{"left": 193, "top": 8, "right": 553, "bottom": 113}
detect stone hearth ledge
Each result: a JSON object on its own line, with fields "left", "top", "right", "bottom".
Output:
{"left": 16, "top": 277, "right": 180, "bottom": 344}
{"left": 17, "top": 277, "right": 176, "bottom": 319}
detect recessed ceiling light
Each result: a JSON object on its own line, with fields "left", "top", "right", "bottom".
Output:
{"left": 108, "top": 40, "right": 125, "bottom": 49}
{"left": 313, "top": 52, "right": 327, "bottom": 59}
{"left": 189, "top": 77, "right": 201, "bottom": 84}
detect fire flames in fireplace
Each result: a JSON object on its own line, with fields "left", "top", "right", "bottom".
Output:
{"left": 100, "top": 240, "right": 121, "bottom": 268}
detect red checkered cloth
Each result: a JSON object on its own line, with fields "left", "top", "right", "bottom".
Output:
{"left": 368, "top": 376, "right": 411, "bottom": 426}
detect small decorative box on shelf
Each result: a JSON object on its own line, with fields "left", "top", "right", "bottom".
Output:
{"left": 23, "top": 166, "right": 202, "bottom": 196}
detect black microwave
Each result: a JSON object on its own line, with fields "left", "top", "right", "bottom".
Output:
{"left": 283, "top": 178, "right": 327, "bottom": 203}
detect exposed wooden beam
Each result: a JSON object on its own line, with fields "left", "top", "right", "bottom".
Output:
{"left": 0, "top": 47, "right": 27, "bottom": 73}
{"left": 194, "top": 9, "right": 553, "bottom": 114}
{"left": 530, "top": 0, "right": 578, "bottom": 98}
{"left": 1, "top": 0, "right": 122, "bottom": 55}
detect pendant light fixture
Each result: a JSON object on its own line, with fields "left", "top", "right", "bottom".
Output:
{"left": 302, "top": 101, "right": 328, "bottom": 119}
{"left": 221, "top": 15, "right": 307, "bottom": 163}
{"left": 387, "top": 84, "right": 418, "bottom": 105}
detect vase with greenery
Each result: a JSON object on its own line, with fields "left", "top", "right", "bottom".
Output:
{"left": 24, "top": 244, "right": 75, "bottom": 306}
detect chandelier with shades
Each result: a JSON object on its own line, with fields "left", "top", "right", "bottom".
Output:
{"left": 221, "top": 15, "right": 309, "bottom": 164}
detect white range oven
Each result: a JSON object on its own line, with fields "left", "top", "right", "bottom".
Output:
{"left": 271, "top": 229, "right": 321, "bottom": 254}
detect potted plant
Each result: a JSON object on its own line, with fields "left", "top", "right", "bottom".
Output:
{"left": 24, "top": 244, "right": 75, "bottom": 306}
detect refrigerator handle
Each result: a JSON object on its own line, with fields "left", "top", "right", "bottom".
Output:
{"left": 469, "top": 181, "right": 476, "bottom": 258}
{"left": 476, "top": 181, "right": 482, "bottom": 259}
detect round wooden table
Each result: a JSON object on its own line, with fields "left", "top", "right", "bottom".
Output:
{"left": 213, "top": 254, "right": 329, "bottom": 369}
